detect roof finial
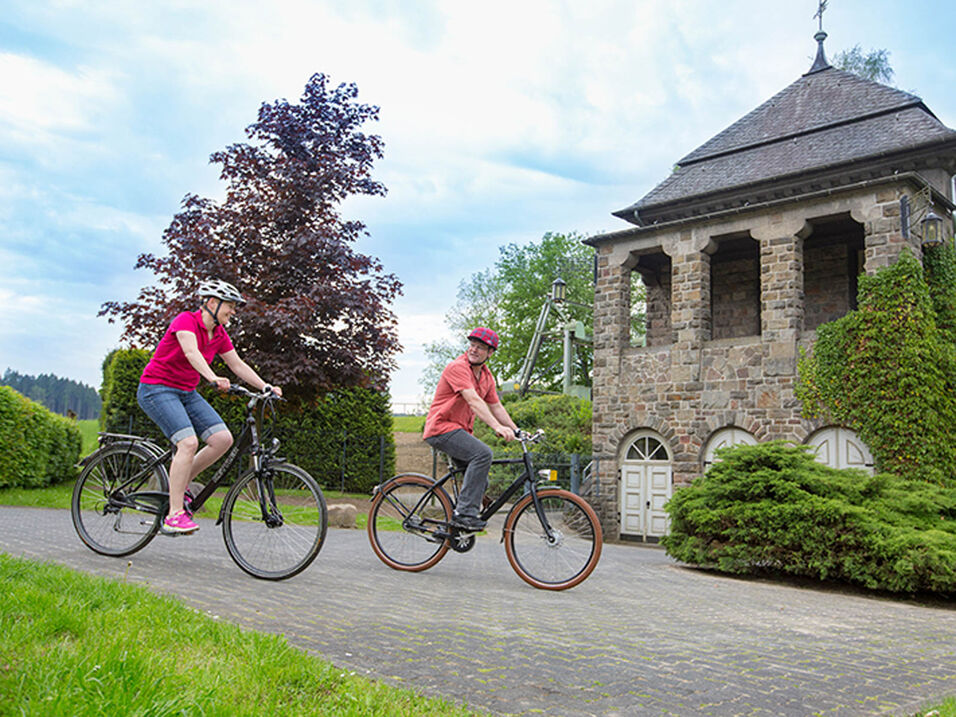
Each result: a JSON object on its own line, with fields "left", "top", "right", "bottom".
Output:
{"left": 814, "top": 0, "right": 827, "bottom": 32}
{"left": 807, "top": 0, "right": 831, "bottom": 74}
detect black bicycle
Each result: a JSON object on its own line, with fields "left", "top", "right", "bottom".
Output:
{"left": 367, "top": 429, "right": 602, "bottom": 590}
{"left": 71, "top": 385, "right": 328, "bottom": 580}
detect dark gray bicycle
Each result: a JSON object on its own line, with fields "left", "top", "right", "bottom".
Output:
{"left": 367, "top": 429, "right": 603, "bottom": 590}
{"left": 71, "top": 385, "right": 327, "bottom": 580}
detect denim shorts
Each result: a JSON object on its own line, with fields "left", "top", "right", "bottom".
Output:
{"left": 137, "top": 382, "right": 228, "bottom": 445}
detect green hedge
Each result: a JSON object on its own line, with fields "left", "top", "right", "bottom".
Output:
{"left": 662, "top": 441, "right": 956, "bottom": 596}
{"left": 0, "top": 386, "right": 82, "bottom": 488}
{"left": 472, "top": 393, "right": 592, "bottom": 495}
{"left": 99, "top": 349, "right": 393, "bottom": 493}
{"left": 99, "top": 348, "right": 159, "bottom": 442}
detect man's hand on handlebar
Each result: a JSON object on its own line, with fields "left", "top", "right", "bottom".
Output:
{"left": 212, "top": 376, "right": 231, "bottom": 392}
{"left": 494, "top": 425, "right": 516, "bottom": 442}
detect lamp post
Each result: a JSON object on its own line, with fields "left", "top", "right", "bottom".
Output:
{"left": 921, "top": 210, "right": 944, "bottom": 248}
{"left": 551, "top": 277, "right": 567, "bottom": 303}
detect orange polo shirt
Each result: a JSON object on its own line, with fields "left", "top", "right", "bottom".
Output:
{"left": 423, "top": 353, "right": 499, "bottom": 438}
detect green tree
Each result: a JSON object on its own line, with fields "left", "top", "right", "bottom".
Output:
{"left": 421, "top": 232, "right": 594, "bottom": 396}
{"left": 832, "top": 45, "right": 894, "bottom": 84}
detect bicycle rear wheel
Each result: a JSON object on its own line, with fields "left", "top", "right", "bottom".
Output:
{"left": 367, "top": 473, "right": 452, "bottom": 571}
{"left": 221, "top": 462, "right": 328, "bottom": 580}
{"left": 503, "top": 488, "right": 602, "bottom": 590}
{"left": 71, "top": 443, "right": 168, "bottom": 557}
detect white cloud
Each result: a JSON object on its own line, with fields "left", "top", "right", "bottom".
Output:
{"left": 0, "top": 52, "right": 120, "bottom": 140}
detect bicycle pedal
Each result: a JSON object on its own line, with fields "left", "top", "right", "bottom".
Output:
{"left": 429, "top": 529, "right": 451, "bottom": 542}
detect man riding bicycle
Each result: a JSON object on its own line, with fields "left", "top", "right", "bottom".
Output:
{"left": 423, "top": 327, "right": 518, "bottom": 531}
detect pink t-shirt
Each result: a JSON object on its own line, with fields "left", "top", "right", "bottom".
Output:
{"left": 140, "top": 310, "right": 234, "bottom": 391}
{"left": 423, "top": 353, "right": 499, "bottom": 438}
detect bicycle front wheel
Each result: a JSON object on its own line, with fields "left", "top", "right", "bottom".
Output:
{"left": 504, "top": 488, "right": 602, "bottom": 590}
{"left": 221, "top": 462, "right": 328, "bottom": 580}
{"left": 71, "top": 443, "right": 168, "bottom": 557}
{"left": 367, "top": 473, "right": 452, "bottom": 572}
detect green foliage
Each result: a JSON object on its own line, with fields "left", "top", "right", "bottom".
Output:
{"left": 0, "top": 386, "right": 82, "bottom": 488}
{"left": 99, "top": 348, "right": 159, "bottom": 441}
{"left": 271, "top": 386, "right": 395, "bottom": 494}
{"left": 922, "top": 240, "right": 956, "bottom": 345}
{"left": 422, "top": 232, "right": 594, "bottom": 396}
{"left": 796, "top": 249, "right": 956, "bottom": 485}
{"left": 662, "top": 442, "right": 956, "bottom": 596}
{"left": 832, "top": 45, "right": 894, "bottom": 84}
{"left": 0, "top": 554, "right": 480, "bottom": 716}
{"left": 98, "top": 349, "right": 393, "bottom": 493}
{"left": 472, "top": 393, "right": 592, "bottom": 495}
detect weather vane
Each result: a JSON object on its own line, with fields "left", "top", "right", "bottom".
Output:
{"left": 813, "top": 0, "right": 828, "bottom": 32}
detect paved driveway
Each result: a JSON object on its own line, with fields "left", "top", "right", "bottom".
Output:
{"left": 1, "top": 505, "right": 954, "bottom": 716}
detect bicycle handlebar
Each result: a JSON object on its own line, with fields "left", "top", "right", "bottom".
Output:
{"left": 227, "top": 384, "right": 283, "bottom": 401}
{"left": 515, "top": 428, "right": 545, "bottom": 444}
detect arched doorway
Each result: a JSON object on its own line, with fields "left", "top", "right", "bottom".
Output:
{"left": 702, "top": 427, "right": 757, "bottom": 471}
{"left": 806, "top": 427, "right": 874, "bottom": 472}
{"left": 620, "top": 432, "right": 672, "bottom": 541}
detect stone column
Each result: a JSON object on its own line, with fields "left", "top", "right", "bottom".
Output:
{"left": 753, "top": 218, "right": 809, "bottom": 377}
{"left": 667, "top": 230, "right": 710, "bottom": 384}
{"left": 591, "top": 247, "right": 630, "bottom": 513}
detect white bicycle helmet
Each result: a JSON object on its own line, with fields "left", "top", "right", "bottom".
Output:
{"left": 198, "top": 279, "right": 246, "bottom": 306}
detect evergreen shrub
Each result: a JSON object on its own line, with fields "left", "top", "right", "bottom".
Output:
{"left": 662, "top": 441, "right": 956, "bottom": 596}
{"left": 0, "top": 386, "right": 82, "bottom": 488}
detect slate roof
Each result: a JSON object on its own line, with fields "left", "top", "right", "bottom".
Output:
{"left": 614, "top": 64, "right": 956, "bottom": 227}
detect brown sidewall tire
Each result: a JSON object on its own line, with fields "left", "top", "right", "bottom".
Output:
{"left": 367, "top": 473, "right": 452, "bottom": 572}
{"left": 503, "top": 488, "right": 603, "bottom": 591}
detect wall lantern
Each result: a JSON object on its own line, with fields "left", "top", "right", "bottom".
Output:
{"left": 921, "top": 210, "right": 944, "bottom": 247}
{"left": 551, "top": 277, "right": 567, "bottom": 303}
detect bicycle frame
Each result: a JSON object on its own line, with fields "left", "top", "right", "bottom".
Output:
{"left": 89, "top": 388, "right": 280, "bottom": 523}
{"left": 407, "top": 433, "right": 559, "bottom": 541}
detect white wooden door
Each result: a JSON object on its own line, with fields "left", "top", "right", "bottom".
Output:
{"left": 621, "top": 462, "right": 672, "bottom": 539}
{"left": 807, "top": 427, "right": 874, "bottom": 472}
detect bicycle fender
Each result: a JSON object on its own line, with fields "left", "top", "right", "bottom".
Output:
{"left": 370, "top": 472, "right": 434, "bottom": 497}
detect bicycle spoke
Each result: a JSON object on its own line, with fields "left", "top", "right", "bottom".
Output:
{"left": 368, "top": 475, "right": 451, "bottom": 571}
{"left": 504, "top": 489, "right": 602, "bottom": 590}
{"left": 71, "top": 443, "right": 167, "bottom": 557}
{"left": 222, "top": 463, "right": 327, "bottom": 580}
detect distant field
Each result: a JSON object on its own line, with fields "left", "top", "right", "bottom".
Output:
{"left": 392, "top": 415, "right": 425, "bottom": 432}
{"left": 78, "top": 419, "right": 98, "bottom": 456}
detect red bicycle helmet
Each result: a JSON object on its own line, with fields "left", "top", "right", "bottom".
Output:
{"left": 468, "top": 327, "right": 499, "bottom": 350}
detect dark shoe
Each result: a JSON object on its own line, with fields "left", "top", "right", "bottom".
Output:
{"left": 451, "top": 513, "right": 486, "bottom": 531}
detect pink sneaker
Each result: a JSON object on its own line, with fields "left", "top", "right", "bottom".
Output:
{"left": 162, "top": 511, "right": 199, "bottom": 535}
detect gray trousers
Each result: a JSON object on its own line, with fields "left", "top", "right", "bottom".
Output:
{"left": 425, "top": 429, "right": 493, "bottom": 517}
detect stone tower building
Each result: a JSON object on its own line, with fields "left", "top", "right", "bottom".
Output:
{"left": 585, "top": 33, "right": 956, "bottom": 542}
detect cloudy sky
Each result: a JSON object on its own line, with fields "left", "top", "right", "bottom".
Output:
{"left": 3, "top": 0, "right": 955, "bottom": 409}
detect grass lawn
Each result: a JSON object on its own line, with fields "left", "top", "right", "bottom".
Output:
{"left": 77, "top": 418, "right": 99, "bottom": 457}
{"left": 392, "top": 415, "right": 425, "bottom": 432}
{"left": 0, "top": 554, "right": 483, "bottom": 716}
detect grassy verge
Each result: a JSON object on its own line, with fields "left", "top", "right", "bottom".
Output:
{"left": 77, "top": 418, "right": 99, "bottom": 457}
{"left": 0, "top": 553, "right": 481, "bottom": 716}
{"left": 392, "top": 415, "right": 425, "bottom": 432}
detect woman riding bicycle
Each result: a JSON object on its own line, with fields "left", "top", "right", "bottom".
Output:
{"left": 137, "top": 279, "right": 282, "bottom": 535}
